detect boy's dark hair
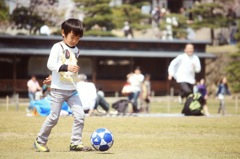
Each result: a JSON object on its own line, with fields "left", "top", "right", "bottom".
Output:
{"left": 61, "top": 18, "right": 84, "bottom": 37}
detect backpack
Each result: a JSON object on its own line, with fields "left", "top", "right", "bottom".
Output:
{"left": 112, "top": 99, "right": 129, "bottom": 115}
{"left": 182, "top": 93, "right": 204, "bottom": 116}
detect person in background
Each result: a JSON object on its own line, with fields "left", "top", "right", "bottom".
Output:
{"left": 140, "top": 74, "right": 151, "bottom": 113}
{"left": 216, "top": 77, "right": 231, "bottom": 115}
{"left": 42, "top": 75, "right": 52, "bottom": 98}
{"left": 94, "top": 87, "right": 110, "bottom": 115}
{"left": 127, "top": 66, "right": 144, "bottom": 113}
{"left": 197, "top": 78, "right": 210, "bottom": 116}
{"left": 168, "top": 43, "right": 201, "bottom": 104}
{"left": 27, "top": 75, "right": 42, "bottom": 111}
{"left": 96, "top": 87, "right": 105, "bottom": 98}
{"left": 179, "top": 7, "right": 187, "bottom": 17}
{"left": 161, "top": 9, "right": 178, "bottom": 40}
{"left": 40, "top": 24, "right": 51, "bottom": 36}
{"left": 193, "top": 81, "right": 199, "bottom": 94}
{"left": 76, "top": 74, "right": 97, "bottom": 115}
{"left": 151, "top": 6, "right": 161, "bottom": 27}
{"left": 122, "top": 21, "right": 134, "bottom": 39}
{"left": 77, "top": 74, "right": 109, "bottom": 116}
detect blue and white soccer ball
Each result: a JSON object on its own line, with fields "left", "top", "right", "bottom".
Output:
{"left": 90, "top": 128, "right": 114, "bottom": 151}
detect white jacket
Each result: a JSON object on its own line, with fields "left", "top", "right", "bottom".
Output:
{"left": 168, "top": 53, "right": 201, "bottom": 84}
{"left": 128, "top": 73, "right": 144, "bottom": 92}
{"left": 47, "top": 41, "right": 80, "bottom": 90}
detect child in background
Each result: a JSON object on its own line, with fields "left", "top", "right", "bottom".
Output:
{"left": 216, "top": 77, "right": 231, "bottom": 115}
{"left": 27, "top": 75, "right": 42, "bottom": 111}
{"left": 141, "top": 74, "right": 151, "bottom": 113}
{"left": 33, "top": 18, "right": 92, "bottom": 152}
{"left": 197, "top": 79, "right": 210, "bottom": 116}
{"left": 42, "top": 74, "right": 52, "bottom": 98}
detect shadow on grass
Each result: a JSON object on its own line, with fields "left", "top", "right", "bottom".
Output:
{"left": 95, "top": 152, "right": 115, "bottom": 155}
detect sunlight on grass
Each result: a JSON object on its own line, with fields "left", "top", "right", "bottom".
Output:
{"left": 0, "top": 97, "right": 240, "bottom": 159}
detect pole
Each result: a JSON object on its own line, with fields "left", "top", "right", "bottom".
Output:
{"left": 167, "top": 95, "right": 170, "bottom": 113}
{"left": 6, "top": 95, "right": 9, "bottom": 112}
{"left": 115, "top": 91, "right": 119, "bottom": 97}
{"left": 15, "top": 93, "right": 19, "bottom": 111}
{"left": 235, "top": 95, "right": 239, "bottom": 114}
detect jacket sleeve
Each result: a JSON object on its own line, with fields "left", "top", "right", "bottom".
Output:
{"left": 216, "top": 85, "right": 221, "bottom": 96}
{"left": 47, "top": 44, "right": 67, "bottom": 72}
{"left": 194, "top": 55, "right": 201, "bottom": 73}
{"left": 58, "top": 65, "right": 68, "bottom": 72}
{"left": 168, "top": 55, "right": 181, "bottom": 77}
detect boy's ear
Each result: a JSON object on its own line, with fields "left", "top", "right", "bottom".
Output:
{"left": 61, "top": 29, "right": 65, "bottom": 37}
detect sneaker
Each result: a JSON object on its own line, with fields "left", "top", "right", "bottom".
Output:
{"left": 26, "top": 113, "right": 34, "bottom": 117}
{"left": 70, "top": 144, "right": 92, "bottom": 152}
{"left": 33, "top": 140, "right": 50, "bottom": 152}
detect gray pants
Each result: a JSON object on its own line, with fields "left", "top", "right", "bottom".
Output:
{"left": 218, "top": 99, "right": 226, "bottom": 115}
{"left": 37, "top": 89, "right": 85, "bottom": 145}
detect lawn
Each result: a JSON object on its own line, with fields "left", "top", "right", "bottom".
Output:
{"left": 0, "top": 96, "right": 240, "bottom": 159}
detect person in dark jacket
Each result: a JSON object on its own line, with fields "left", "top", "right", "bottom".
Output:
{"left": 216, "top": 77, "right": 231, "bottom": 115}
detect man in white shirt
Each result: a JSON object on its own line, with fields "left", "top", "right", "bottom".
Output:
{"left": 76, "top": 74, "right": 97, "bottom": 114}
{"left": 168, "top": 43, "right": 201, "bottom": 103}
{"left": 77, "top": 74, "right": 110, "bottom": 115}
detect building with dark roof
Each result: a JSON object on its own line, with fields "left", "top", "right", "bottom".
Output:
{"left": 0, "top": 35, "right": 215, "bottom": 97}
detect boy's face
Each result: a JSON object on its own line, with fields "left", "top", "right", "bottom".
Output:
{"left": 62, "top": 30, "right": 80, "bottom": 47}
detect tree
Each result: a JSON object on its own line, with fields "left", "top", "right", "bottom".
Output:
{"left": 226, "top": 20, "right": 240, "bottom": 93}
{"left": 10, "top": 7, "right": 44, "bottom": 34}
{"left": 160, "top": 13, "right": 189, "bottom": 39}
{"left": 73, "top": 0, "right": 116, "bottom": 36}
{"left": 0, "top": 0, "right": 9, "bottom": 32}
{"left": 112, "top": 3, "right": 150, "bottom": 30}
{"left": 188, "top": 2, "right": 228, "bottom": 44}
{"left": 10, "top": 0, "right": 63, "bottom": 35}
{"left": 75, "top": 0, "right": 114, "bottom": 30}
{"left": 74, "top": 0, "right": 150, "bottom": 37}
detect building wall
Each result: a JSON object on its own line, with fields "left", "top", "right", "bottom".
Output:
{"left": 0, "top": 35, "right": 209, "bottom": 97}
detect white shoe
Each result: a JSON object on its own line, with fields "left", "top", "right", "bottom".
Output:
{"left": 109, "top": 110, "right": 118, "bottom": 115}
{"left": 26, "top": 113, "right": 33, "bottom": 117}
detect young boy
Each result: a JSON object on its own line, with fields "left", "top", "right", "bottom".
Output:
{"left": 33, "top": 18, "right": 92, "bottom": 152}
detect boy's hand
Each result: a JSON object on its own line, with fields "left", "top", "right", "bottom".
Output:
{"left": 43, "top": 76, "right": 52, "bottom": 85}
{"left": 68, "top": 65, "right": 80, "bottom": 73}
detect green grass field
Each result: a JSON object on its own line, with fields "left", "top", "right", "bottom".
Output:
{"left": 0, "top": 96, "right": 240, "bottom": 159}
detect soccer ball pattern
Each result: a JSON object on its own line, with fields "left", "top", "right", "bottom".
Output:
{"left": 90, "top": 128, "right": 114, "bottom": 151}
